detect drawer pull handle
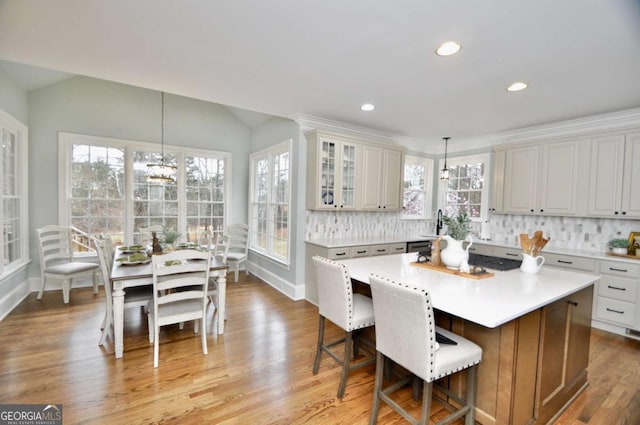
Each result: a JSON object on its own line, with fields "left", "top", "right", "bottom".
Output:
{"left": 506, "top": 253, "right": 518, "bottom": 257}
{"left": 356, "top": 250, "right": 367, "bottom": 254}
{"left": 607, "top": 285, "right": 626, "bottom": 291}
{"left": 376, "top": 249, "right": 386, "bottom": 253}
{"left": 606, "top": 308, "right": 624, "bottom": 315}
{"left": 558, "top": 260, "right": 573, "bottom": 264}
{"left": 568, "top": 300, "right": 578, "bottom": 307}
{"left": 609, "top": 267, "right": 628, "bottom": 273}
{"left": 394, "top": 247, "right": 404, "bottom": 251}
{"left": 335, "top": 252, "right": 347, "bottom": 256}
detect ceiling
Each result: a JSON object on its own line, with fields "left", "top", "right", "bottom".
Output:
{"left": 1, "top": 0, "right": 639, "bottom": 151}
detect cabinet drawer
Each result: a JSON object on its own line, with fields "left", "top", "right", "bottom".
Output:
{"left": 596, "top": 297, "right": 636, "bottom": 326}
{"left": 493, "top": 247, "right": 522, "bottom": 260}
{"left": 467, "top": 244, "right": 494, "bottom": 256}
{"left": 598, "top": 276, "right": 638, "bottom": 301}
{"left": 389, "top": 243, "right": 407, "bottom": 254}
{"left": 350, "top": 245, "right": 371, "bottom": 258}
{"left": 370, "top": 244, "right": 390, "bottom": 256}
{"left": 328, "top": 247, "right": 351, "bottom": 260}
{"left": 544, "top": 253, "right": 594, "bottom": 272}
{"left": 599, "top": 260, "right": 640, "bottom": 277}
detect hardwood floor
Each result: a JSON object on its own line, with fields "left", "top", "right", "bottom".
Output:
{"left": 1, "top": 274, "right": 638, "bottom": 425}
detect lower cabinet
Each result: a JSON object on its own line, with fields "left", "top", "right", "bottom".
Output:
{"left": 440, "top": 285, "right": 594, "bottom": 425}
{"left": 536, "top": 286, "right": 593, "bottom": 425}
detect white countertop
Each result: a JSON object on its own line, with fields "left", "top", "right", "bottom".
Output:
{"left": 337, "top": 253, "right": 600, "bottom": 329}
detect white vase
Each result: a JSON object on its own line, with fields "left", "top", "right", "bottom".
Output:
{"left": 441, "top": 235, "right": 473, "bottom": 270}
{"left": 611, "top": 247, "right": 627, "bottom": 255}
{"left": 520, "top": 253, "right": 545, "bottom": 274}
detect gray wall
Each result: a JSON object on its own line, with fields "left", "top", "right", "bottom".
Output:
{"left": 250, "top": 117, "right": 303, "bottom": 290}
{"left": 27, "top": 76, "right": 253, "bottom": 277}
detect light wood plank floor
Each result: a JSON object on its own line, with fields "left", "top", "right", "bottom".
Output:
{"left": 1, "top": 274, "right": 638, "bottom": 425}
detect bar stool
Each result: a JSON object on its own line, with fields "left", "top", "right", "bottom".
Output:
{"left": 311, "top": 256, "right": 376, "bottom": 399}
{"left": 369, "top": 274, "right": 482, "bottom": 425}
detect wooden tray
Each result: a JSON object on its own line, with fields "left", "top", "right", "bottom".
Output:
{"left": 607, "top": 252, "right": 640, "bottom": 260}
{"left": 410, "top": 262, "right": 495, "bottom": 280}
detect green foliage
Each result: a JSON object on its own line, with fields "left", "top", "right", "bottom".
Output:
{"left": 607, "top": 238, "right": 629, "bottom": 248}
{"left": 163, "top": 227, "right": 180, "bottom": 244}
{"left": 442, "top": 213, "right": 471, "bottom": 240}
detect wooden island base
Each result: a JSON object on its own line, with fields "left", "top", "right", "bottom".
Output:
{"left": 437, "top": 285, "right": 594, "bottom": 425}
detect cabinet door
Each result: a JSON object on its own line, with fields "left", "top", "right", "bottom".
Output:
{"left": 490, "top": 149, "right": 505, "bottom": 213}
{"left": 503, "top": 145, "right": 539, "bottom": 213}
{"left": 587, "top": 134, "right": 625, "bottom": 216}
{"left": 361, "top": 145, "right": 383, "bottom": 210}
{"left": 621, "top": 132, "right": 640, "bottom": 217}
{"left": 538, "top": 141, "right": 580, "bottom": 215}
{"left": 339, "top": 141, "right": 358, "bottom": 209}
{"left": 317, "top": 136, "right": 340, "bottom": 210}
{"left": 380, "top": 149, "right": 402, "bottom": 210}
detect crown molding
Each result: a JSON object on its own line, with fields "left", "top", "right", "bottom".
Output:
{"left": 290, "top": 113, "right": 397, "bottom": 145}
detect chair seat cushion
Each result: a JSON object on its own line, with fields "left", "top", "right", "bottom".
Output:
{"left": 351, "top": 293, "right": 375, "bottom": 330}
{"left": 431, "top": 326, "right": 482, "bottom": 381}
{"left": 45, "top": 261, "right": 99, "bottom": 275}
{"left": 155, "top": 299, "right": 203, "bottom": 320}
{"left": 226, "top": 252, "right": 246, "bottom": 261}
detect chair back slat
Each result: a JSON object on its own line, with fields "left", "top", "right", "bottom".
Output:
{"left": 227, "top": 224, "right": 248, "bottom": 254}
{"left": 152, "top": 249, "right": 211, "bottom": 311}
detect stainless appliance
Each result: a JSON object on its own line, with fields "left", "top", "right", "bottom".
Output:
{"left": 407, "top": 240, "right": 433, "bottom": 254}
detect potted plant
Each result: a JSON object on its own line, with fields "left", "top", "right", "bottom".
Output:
{"left": 163, "top": 227, "right": 180, "bottom": 248}
{"left": 608, "top": 238, "right": 629, "bottom": 255}
{"left": 440, "top": 213, "right": 473, "bottom": 269}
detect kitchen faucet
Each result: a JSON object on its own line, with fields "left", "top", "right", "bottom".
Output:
{"left": 436, "top": 209, "right": 443, "bottom": 235}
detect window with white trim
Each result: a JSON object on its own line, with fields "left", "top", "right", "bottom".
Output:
{"left": 0, "top": 109, "right": 29, "bottom": 275}
{"left": 402, "top": 155, "right": 433, "bottom": 219}
{"left": 438, "top": 153, "right": 490, "bottom": 220}
{"left": 60, "top": 133, "right": 230, "bottom": 246}
{"left": 249, "top": 140, "right": 291, "bottom": 265}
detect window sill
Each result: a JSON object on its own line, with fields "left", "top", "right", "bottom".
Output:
{"left": 248, "top": 248, "right": 290, "bottom": 270}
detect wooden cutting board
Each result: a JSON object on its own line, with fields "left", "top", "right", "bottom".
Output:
{"left": 606, "top": 252, "right": 640, "bottom": 261}
{"left": 410, "top": 262, "right": 495, "bottom": 279}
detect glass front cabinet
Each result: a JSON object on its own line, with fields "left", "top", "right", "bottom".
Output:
{"left": 306, "top": 131, "right": 360, "bottom": 210}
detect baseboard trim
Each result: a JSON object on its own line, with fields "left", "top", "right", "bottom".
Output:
{"left": 0, "top": 278, "right": 32, "bottom": 321}
{"left": 247, "top": 261, "right": 305, "bottom": 301}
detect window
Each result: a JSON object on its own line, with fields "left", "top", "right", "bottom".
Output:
{"left": 60, "top": 133, "right": 230, "bottom": 246}
{"left": 438, "top": 153, "right": 490, "bottom": 220}
{"left": 402, "top": 155, "right": 433, "bottom": 219}
{"left": 249, "top": 140, "right": 291, "bottom": 265}
{"left": 0, "top": 109, "right": 29, "bottom": 276}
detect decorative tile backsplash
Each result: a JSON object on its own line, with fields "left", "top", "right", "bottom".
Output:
{"left": 305, "top": 210, "right": 640, "bottom": 253}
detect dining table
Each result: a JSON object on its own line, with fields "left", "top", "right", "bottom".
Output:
{"left": 109, "top": 249, "right": 228, "bottom": 359}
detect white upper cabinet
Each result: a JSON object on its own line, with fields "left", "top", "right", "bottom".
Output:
{"left": 306, "top": 132, "right": 360, "bottom": 210}
{"left": 360, "top": 145, "right": 403, "bottom": 211}
{"left": 499, "top": 139, "right": 586, "bottom": 216}
{"left": 489, "top": 149, "right": 505, "bottom": 213}
{"left": 306, "top": 130, "right": 404, "bottom": 212}
{"left": 588, "top": 132, "right": 640, "bottom": 218}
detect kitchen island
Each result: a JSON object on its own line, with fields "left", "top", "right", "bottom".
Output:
{"left": 337, "top": 253, "right": 600, "bottom": 425}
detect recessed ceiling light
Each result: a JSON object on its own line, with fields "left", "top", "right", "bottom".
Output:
{"left": 361, "top": 103, "right": 375, "bottom": 112}
{"left": 435, "top": 41, "right": 461, "bottom": 56}
{"left": 507, "top": 82, "right": 528, "bottom": 92}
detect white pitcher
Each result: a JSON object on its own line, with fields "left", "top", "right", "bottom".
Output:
{"left": 441, "top": 235, "right": 473, "bottom": 270}
{"left": 520, "top": 253, "right": 545, "bottom": 274}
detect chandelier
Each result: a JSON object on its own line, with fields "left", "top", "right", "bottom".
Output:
{"left": 147, "top": 92, "right": 177, "bottom": 183}
{"left": 440, "top": 137, "right": 450, "bottom": 180}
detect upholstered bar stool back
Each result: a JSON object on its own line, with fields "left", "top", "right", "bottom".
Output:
{"left": 311, "top": 256, "right": 376, "bottom": 399}
{"left": 369, "top": 274, "right": 482, "bottom": 425}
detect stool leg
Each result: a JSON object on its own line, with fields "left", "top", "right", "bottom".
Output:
{"left": 312, "top": 316, "right": 325, "bottom": 374}
{"left": 337, "top": 330, "right": 353, "bottom": 399}
{"left": 465, "top": 365, "right": 478, "bottom": 425}
{"left": 369, "top": 351, "right": 384, "bottom": 425}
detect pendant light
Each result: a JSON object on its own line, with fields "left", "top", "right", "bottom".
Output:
{"left": 440, "top": 137, "right": 450, "bottom": 180}
{"left": 147, "top": 92, "right": 177, "bottom": 183}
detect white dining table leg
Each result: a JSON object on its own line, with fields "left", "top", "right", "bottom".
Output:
{"left": 217, "top": 270, "right": 226, "bottom": 334}
{"left": 112, "top": 282, "right": 125, "bottom": 359}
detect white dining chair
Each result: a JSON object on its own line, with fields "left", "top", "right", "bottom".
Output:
{"left": 311, "top": 255, "right": 376, "bottom": 399}
{"left": 94, "top": 237, "right": 152, "bottom": 346}
{"left": 36, "top": 225, "right": 100, "bottom": 304}
{"left": 226, "top": 223, "right": 249, "bottom": 282}
{"left": 368, "top": 274, "right": 483, "bottom": 425}
{"left": 148, "top": 249, "right": 211, "bottom": 368}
